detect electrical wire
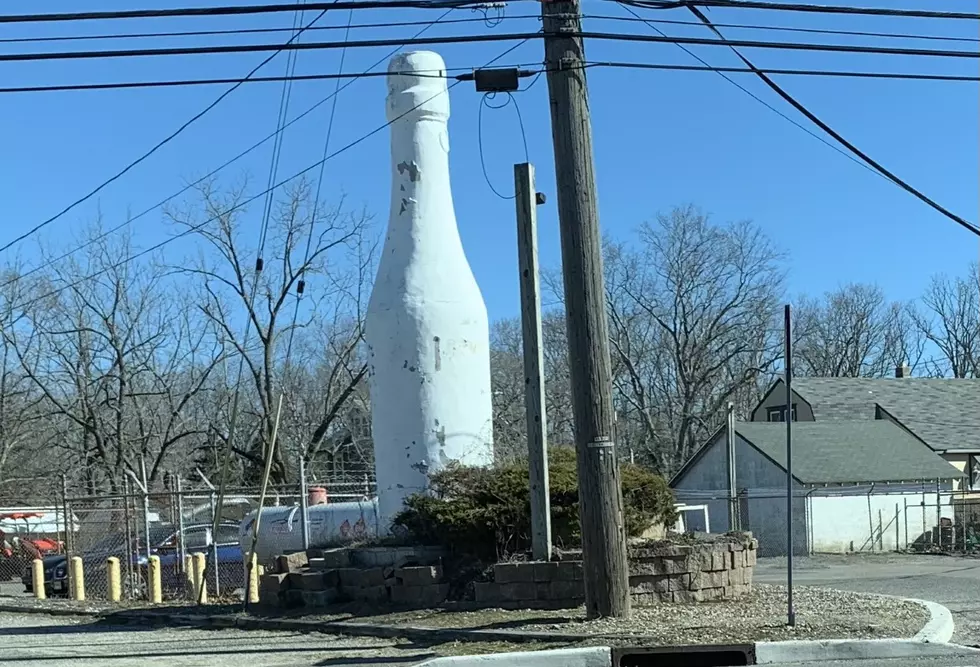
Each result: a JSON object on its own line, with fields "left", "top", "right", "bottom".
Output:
{"left": 617, "top": 0, "right": 980, "bottom": 21}
{"left": 0, "top": 10, "right": 460, "bottom": 294}
{"left": 0, "top": 14, "right": 536, "bottom": 45}
{"left": 1, "top": 30, "right": 976, "bottom": 65}
{"left": 0, "top": 8, "right": 330, "bottom": 257}
{"left": 584, "top": 61, "right": 980, "bottom": 82}
{"left": 0, "top": 66, "right": 527, "bottom": 95}
{"left": 241, "top": 9, "right": 355, "bottom": 612}
{"left": 615, "top": 3, "right": 878, "bottom": 177}
{"left": 477, "top": 92, "right": 530, "bottom": 200}
{"left": 587, "top": 13, "right": 980, "bottom": 44}
{"left": 6, "top": 12, "right": 975, "bottom": 46}
{"left": 197, "top": 1, "right": 316, "bottom": 609}
{"left": 0, "top": 1, "right": 500, "bottom": 24}
{"left": 683, "top": 4, "right": 980, "bottom": 237}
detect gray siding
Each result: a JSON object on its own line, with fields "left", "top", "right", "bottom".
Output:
{"left": 750, "top": 383, "right": 815, "bottom": 422}
{"left": 673, "top": 431, "right": 808, "bottom": 556}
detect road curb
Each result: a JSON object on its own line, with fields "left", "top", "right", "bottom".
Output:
{"left": 412, "top": 647, "right": 612, "bottom": 667}
{"left": 2, "top": 595, "right": 976, "bottom": 665}
{"left": 909, "top": 597, "right": 955, "bottom": 643}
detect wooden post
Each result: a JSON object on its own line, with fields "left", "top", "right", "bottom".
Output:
{"left": 726, "top": 402, "right": 737, "bottom": 531}
{"left": 515, "top": 162, "right": 552, "bottom": 563}
{"left": 542, "top": 0, "right": 630, "bottom": 619}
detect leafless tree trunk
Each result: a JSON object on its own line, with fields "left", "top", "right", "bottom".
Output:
{"left": 165, "top": 176, "right": 373, "bottom": 485}
{"left": 909, "top": 264, "right": 980, "bottom": 378}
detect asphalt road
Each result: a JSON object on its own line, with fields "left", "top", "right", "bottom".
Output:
{"left": 0, "top": 612, "right": 439, "bottom": 666}
{"left": 755, "top": 553, "right": 980, "bottom": 646}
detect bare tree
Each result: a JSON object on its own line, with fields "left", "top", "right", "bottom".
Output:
{"left": 603, "top": 206, "right": 785, "bottom": 474}
{"left": 4, "top": 230, "right": 222, "bottom": 492}
{"left": 910, "top": 264, "right": 980, "bottom": 378}
{"left": 794, "top": 283, "right": 924, "bottom": 377}
{"left": 166, "top": 177, "right": 372, "bottom": 484}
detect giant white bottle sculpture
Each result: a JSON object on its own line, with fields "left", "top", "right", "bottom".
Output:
{"left": 366, "top": 51, "right": 494, "bottom": 529}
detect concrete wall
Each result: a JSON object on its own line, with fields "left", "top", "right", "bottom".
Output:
{"left": 807, "top": 488, "right": 956, "bottom": 553}
{"left": 673, "top": 432, "right": 808, "bottom": 557}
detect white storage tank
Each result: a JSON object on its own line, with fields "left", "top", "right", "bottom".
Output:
{"left": 239, "top": 499, "right": 379, "bottom": 563}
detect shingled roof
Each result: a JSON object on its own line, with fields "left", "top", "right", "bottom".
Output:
{"left": 768, "top": 377, "right": 980, "bottom": 453}
{"left": 735, "top": 421, "right": 964, "bottom": 485}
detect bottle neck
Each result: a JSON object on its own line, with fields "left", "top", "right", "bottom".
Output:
{"left": 387, "top": 115, "right": 457, "bottom": 242}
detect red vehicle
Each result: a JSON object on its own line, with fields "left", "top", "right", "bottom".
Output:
{"left": 0, "top": 512, "right": 62, "bottom": 581}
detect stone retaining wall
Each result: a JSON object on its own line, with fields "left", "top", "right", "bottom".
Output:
{"left": 473, "top": 534, "right": 757, "bottom": 608}
{"left": 258, "top": 535, "right": 756, "bottom": 610}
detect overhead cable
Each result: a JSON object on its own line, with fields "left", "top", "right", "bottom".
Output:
{"left": 617, "top": 0, "right": 980, "bottom": 21}
{"left": 683, "top": 4, "right": 980, "bottom": 237}
{"left": 2, "top": 31, "right": 976, "bottom": 65}
{"left": 0, "top": 8, "right": 329, "bottom": 257}
{"left": 6, "top": 13, "right": 975, "bottom": 46}
{"left": 0, "top": 9, "right": 460, "bottom": 293}
{"left": 0, "top": 1, "right": 494, "bottom": 24}
{"left": 0, "top": 62, "right": 974, "bottom": 97}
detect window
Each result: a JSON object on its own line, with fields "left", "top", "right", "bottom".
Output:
{"left": 969, "top": 455, "right": 980, "bottom": 491}
{"left": 214, "top": 524, "right": 240, "bottom": 546}
{"left": 183, "top": 527, "right": 209, "bottom": 550}
{"left": 766, "top": 405, "right": 797, "bottom": 422}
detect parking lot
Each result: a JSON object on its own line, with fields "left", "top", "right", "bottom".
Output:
{"left": 756, "top": 553, "right": 980, "bottom": 646}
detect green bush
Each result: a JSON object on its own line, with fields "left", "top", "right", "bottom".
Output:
{"left": 392, "top": 446, "right": 677, "bottom": 559}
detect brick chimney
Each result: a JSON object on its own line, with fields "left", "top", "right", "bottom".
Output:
{"left": 895, "top": 363, "right": 912, "bottom": 378}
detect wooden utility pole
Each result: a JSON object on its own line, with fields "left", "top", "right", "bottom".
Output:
{"left": 541, "top": 0, "right": 631, "bottom": 619}
{"left": 514, "top": 162, "right": 552, "bottom": 562}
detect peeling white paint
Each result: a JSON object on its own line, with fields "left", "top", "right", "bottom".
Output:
{"left": 366, "top": 51, "right": 494, "bottom": 530}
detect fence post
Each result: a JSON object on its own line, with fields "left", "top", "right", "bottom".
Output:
{"left": 61, "top": 475, "right": 73, "bottom": 599}
{"left": 209, "top": 489, "right": 220, "bottom": 597}
{"left": 122, "top": 478, "right": 136, "bottom": 599}
{"left": 300, "top": 453, "right": 310, "bottom": 551}
{"left": 176, "top": 475, "right": 186, "bottom": 584}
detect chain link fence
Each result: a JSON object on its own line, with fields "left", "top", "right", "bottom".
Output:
{"left": 674, "top": 483, "right": 960, "bottom": 559}
{"left": 0, "top": 469, "right": 378, "bottom": 602}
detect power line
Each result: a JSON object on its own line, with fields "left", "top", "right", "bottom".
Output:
{"left": 593, "top": 13, "right": 980, "bottom": 44}
{"left": 682, "top": 5, "right": 980, "bottom": 237}
{"left": 0, "top": 10, "right": 464, "bottom": 294}
{"left": 3, "top": 31, "right": 976, "bottom": 65}
{"left": 615, "top": 3, "right": 879, "bottom": 178}
{"left": 618, "top": 0, "right": 980, "bottom": 21}
{"left": 7, "top": 12, "right": 976, "bottom": 46}
{"left": 0, "top": 1, "right": 491, "bottom": 24}
{"left": 0, "top": 13, "right": 536, "bottom": 45}
{"left": 0, "top": 61, "right": 975, "bottom": 97}
{"left": 585, "top": 61, "right": 980, "bottom": 83}
{"left": 0, "top": 8, "right": 330, "bottom": 258}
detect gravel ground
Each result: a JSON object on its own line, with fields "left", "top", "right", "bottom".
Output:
{"left": 286, "top": 584, "right": 929, "bottom": 645}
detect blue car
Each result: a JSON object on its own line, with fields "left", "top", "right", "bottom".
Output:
{"left": 24, "top": 522, "right": 244, "bottom": 598}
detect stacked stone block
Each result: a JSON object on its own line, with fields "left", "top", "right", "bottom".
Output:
{"left": 258, "top": 546, "right": 449, "bottom": 609}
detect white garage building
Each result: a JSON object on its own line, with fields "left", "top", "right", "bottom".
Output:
{"left": 670, "top": 421, "right": 964, "bottom": 556}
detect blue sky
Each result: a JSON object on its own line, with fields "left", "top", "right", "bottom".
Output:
{"left": 0, "top": 0, "right": 977, "bottom": 323}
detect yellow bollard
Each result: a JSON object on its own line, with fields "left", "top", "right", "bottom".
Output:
{"left": 246, "top": 552, "right": 260, "bottom": 604}
{"left": 106, "top": 557, "right": 121, "bottom": 602}
{"left": 70, "top": 556, "right": 85, "bottom": 601}
{"left": 148, "top": 555, "right": 162, "bottom": 604}
{"left": 31, "top": 559, "right": 46, "bottom": 600}
{"left": 183, "top": 554, "right": 195, "bottom": 600}
{"left": 191, "top": 552, "right": 207, "bottom": 604}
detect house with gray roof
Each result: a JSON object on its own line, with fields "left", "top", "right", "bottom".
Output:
{"left": 670, "top": 372, "right": 968, "bottom": 556}
{"left": 750, "top": 369, "right": 980, "bottom": 489}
